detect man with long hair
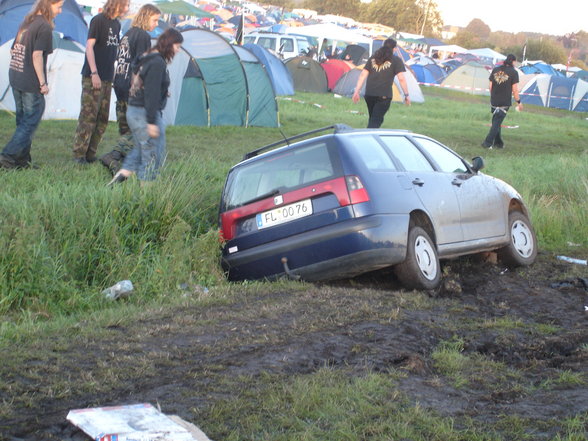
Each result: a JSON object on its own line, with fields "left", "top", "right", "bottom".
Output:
{"left": 481, "top": 54, "right": 523, "bottom": 149}
{"left": 100, "top": 3, "right": 161, "bottom": 174}
{"left": 352, "top": 38, "right": 410, "bottom": 128}
{"left": 72, "top": 0, "right": 129, "bottom": 165}
{"left": 0, "top": 0, "right": 63, "bottom": 169}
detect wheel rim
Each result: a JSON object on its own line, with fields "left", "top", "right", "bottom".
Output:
{"left": 414, "top": 235, "right": 438, "bottom": 281}
{"left": 511, "top": 220, "right": 534, "bottom": 258}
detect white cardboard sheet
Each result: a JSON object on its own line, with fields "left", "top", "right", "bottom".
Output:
{"left": 66, "top": 403, "right": 211, "bottom": 441}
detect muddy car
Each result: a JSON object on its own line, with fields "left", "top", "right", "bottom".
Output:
{"left": 219, "top": 125, "right": 537, "bottom": 290}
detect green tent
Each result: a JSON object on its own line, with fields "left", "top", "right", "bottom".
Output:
{"left": 164, "top": 29, "right": 278, "bottom": 127}
{"left": 154, "top": 0, "right": 215, "bottom": 18}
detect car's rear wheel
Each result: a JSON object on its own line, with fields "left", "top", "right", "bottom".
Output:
{"left": 498, "top": 211, "right": 537, "bottom": 266}
{"left": 395, "top": 226, "right": 441, "bottom": 290}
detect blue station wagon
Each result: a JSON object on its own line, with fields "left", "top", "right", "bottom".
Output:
{"left": 219, "top": 125, "right": 537, "bottom": 290}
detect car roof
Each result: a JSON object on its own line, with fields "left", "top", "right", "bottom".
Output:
{"left": 236, "top": 125, "right": 413, "bottom": 168}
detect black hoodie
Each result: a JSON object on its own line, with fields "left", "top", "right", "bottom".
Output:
{"left": 129, "top": 52, "right": 170, "bottom": 124}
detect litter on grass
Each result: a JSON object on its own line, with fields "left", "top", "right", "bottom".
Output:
{"left": 556, "top": 255, "right": 587, "bottom": 265}
{"left": 67, "top": 403, "right": 212, "bottom": 441}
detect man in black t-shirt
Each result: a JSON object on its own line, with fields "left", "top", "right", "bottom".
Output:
{"left": 482, "top": 54, "right": 523, "bottom": 149}
{"left": 352, "top": 38, "right": 410, "bottom": 128}
{"left": 72, "top": 0, "right": 129, "bottom": 164}
{"left": 0, "top": 0, "right": 63, "bottom": 169}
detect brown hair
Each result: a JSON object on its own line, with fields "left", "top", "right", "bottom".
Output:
{"left": 152, "top": 28, "right": 183, "bottom": 63}
{"left": 18, "top": 0, "right": 62, "bottom": 35}
{"left": 102, "top": 0, "right": 128, "bottom": 19}
{"left": 131, "top": 4, "right": 161, "bottom": 31}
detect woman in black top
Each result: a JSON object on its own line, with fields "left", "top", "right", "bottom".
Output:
{"left": 352, "top": 38, "right": 410, "bottom": 128}
{"left": 0, "top": 0, "right": 63, "bottom": 169}
{"left": 100, "top": 3, "right": 161, "bottom": 174}
{"left": 109, "top": 28, "right": 183, "bottom": 185}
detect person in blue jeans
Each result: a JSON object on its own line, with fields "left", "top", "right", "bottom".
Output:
{"left": 0, "top": 0, "right": 63, "bottom": 169}
{"left": 108, "top": 29, "right": 183, "bottom": 185}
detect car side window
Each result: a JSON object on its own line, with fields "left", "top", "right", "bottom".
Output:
{"left": 243, "top": 36, "right": 255, "bottom": 44}
{"left": 379, "top": 136, "right": 434, "bottom": 172}
{"left": 280, "top": 38, "right": 294, "bottom": 53}
{"left": 346, "top": 135, "right": 396, "bottom": 171}
{"left": 258, "top": 37, "right": 276, "bottom": 52}
{"left": 415, "top": 137, "right": 468, "bottom": 173}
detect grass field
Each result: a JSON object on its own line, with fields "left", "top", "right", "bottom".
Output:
{"left": 0, "top": 88, "right": 586, "bottom": 321}
{"left": 0, "top": 88, "right": 587, "bottom": 441}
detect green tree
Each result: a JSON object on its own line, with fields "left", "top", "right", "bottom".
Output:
{"left": 303, "top": 0, "right": 362, "bottom": 18}
{"left": 465, "top": 18, "right": 491, "bottom": 40}
{"left": 360, "top": 0, "right": 442, "bottom": 35}
{"left": 449, "top": 30, "right": 485, "bottom": 49}
{"left": 525, "top": 38, "right": 567, "bottom": 64}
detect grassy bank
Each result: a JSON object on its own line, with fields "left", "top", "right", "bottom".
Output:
{"left": 0, "top": 89, "right": 586, "bottom": 321}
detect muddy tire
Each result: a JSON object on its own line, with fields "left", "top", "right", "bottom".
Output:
{"left": 498, "top": 211, "right": 537, "bottom": 266}
{"left": 395, "top": 226, "right": 441, "bottom": 290}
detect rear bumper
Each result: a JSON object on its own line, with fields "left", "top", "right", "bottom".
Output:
{"left": 222, "top": 214, "right": 409, "bottom": 281}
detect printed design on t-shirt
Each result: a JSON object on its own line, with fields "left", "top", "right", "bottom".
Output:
{"left": 107, "top": 27, "right": 119, "bottom": 46}
{"left": 115, "top": 35, "right": 131, "bottom": 79}
{"left": 493, "top": 70, "right": 509, "bottom": 85}
{"left": 9, "top": 29, "right": 28, "bottom": 72}
{"left": 371, "top": 59, "right": 391, "bottom": 72}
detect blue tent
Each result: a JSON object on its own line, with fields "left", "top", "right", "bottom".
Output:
{"left": 0, "top": 0, "right": 87, "bottom": 45}
{"left": 520, "top": 63, "right": 565, "bottom": 77}
{"left": 521, "top": 74, "right": 588, "bottom": 112}
{"left": 409, "top": 64, "right": 446, "bottom": 84}
{"left": 244, "top": 43, "right": 294, "bottom": 95}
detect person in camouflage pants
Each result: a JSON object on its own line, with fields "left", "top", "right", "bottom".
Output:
{"left": 72, "top": 0, "right": 128, "bottom": 164}
{"left": 72, "top": 77, "right": 113, "bottom": 162}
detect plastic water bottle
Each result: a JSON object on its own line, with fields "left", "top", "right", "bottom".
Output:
{"left": 102, "top": 280, "right": 134, "bottom": 300}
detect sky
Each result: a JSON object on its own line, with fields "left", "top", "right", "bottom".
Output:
{"left": 433, "top": 0, "right": 586, "bottom": 36}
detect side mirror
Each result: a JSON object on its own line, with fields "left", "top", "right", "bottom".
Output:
{"left": 471, "top": 156, "right": 484, "bottom": 173}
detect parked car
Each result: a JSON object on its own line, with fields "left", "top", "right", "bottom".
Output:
{"left": 243, "top": 32, "right": 311, "bottom": 60}
{"left": 219, "top": 125, "right": 537, "bottom": 290}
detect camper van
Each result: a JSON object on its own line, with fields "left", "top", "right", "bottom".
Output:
{"left": 243, "top": 32, "right": 310, "bottom": 60}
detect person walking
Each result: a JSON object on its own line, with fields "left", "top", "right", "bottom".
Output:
{"left": 72, "top": 0, "right": 129, "bottom": 165}
{"left": 100, "top": 3, "right": 161, "bottom": 175}
{"left": 108, "top": 28, "right": 183, "bottom": 185}
{"left": 0, "top": 0, "right": 63, "bottom": 169}
{"left": 352, "top": 38, "right": 410, "bottom": 128}
{"left": 481, "top": 54, "right": 523, "bottom": 149}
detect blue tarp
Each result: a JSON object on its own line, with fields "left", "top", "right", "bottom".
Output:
{"left": 244, "top": 43, "right": 294, "bottom": 95}
{"left": 0, "top": 0, "right": 87, "bottom": 45}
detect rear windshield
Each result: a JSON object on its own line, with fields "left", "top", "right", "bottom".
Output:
{"left": 222, "top": 141, "right": 340, "bottom": 211}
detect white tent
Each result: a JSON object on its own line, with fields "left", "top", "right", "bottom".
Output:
{"left": 0, "top": 32, "right": 116, "bottom": 120}
{"left": 287, "top": 23, "right": 372, "bottom": 55}
{"left": 467, "top": 48, "right": 506, "bottom": 65}
{"left": 428, "top": 44, "right": 468, "bottom": 57}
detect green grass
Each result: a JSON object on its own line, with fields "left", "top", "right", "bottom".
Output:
{"left": 0, "top": 89, "right": 586, "bottom": 321}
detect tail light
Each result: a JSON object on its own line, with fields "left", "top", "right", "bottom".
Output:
{"left": 346, "top": 175, "right": 369, "bottom": 204}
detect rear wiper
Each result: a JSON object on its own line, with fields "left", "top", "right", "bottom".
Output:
{"left": 241, "top": 188, "right": 281, "bottom": 206}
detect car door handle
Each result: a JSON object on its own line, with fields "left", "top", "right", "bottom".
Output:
{"left": 451, "top": 179, "right": 462, "bottom": 187}
{"left": 412, "top": 178, "right": 424, "bottom": 187}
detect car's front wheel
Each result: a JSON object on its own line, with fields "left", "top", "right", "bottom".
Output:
{"left": 498, "top": 211, "right": 537, "bottom": 266}
{"left": 395, "top": 226, "right": 441, "bottom": 290}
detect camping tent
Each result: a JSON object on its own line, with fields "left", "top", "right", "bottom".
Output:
{"left": 287, "top": 23, "right": 372, "bottom": 56}
{"left": 408, "top": 63, "right": 446, "bottom": 84}
{"left": 285, "top": 56, "right": 328, "bottom": 93}
{"left": 428, "top": 44, "right": 468, "bottom": 58}
{"left": 321, "top": 58, "right": 352, "bottom": 91}
{"left": 243, "top": 43, "right": 294, "bottom": 95}
{"left": 441, "top": 62, "right": 490, "bottom": 95}
{"left": 520, "top": 74, "right": 588, "bottom": 112}
{"left": 233, "top": 45, "right": 279, "bottom": 127}
{"left": 333, "top": 66, "right": 425, "bottom": 104}
{"left": 466, "top": 48, "right": 505, "bottom": 65}
{"left": 0, "top": 0, "right": 87, "bottom": 45}
{"left": 165, "top": 28, "right": 278, "bottom": 127}
{"left": 0, "top": 32, "right": 116, "bottom": 120}
{"left": 520, "top": 62, "right": 564, "bottom": 77}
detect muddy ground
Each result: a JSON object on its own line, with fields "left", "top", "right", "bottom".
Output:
{"left": 1, "top": 251, "right": 587, "bottom": 440}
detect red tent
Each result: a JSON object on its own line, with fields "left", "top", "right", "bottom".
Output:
{"left": 321, "top": 59, "right": 353, "bottom": 91}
